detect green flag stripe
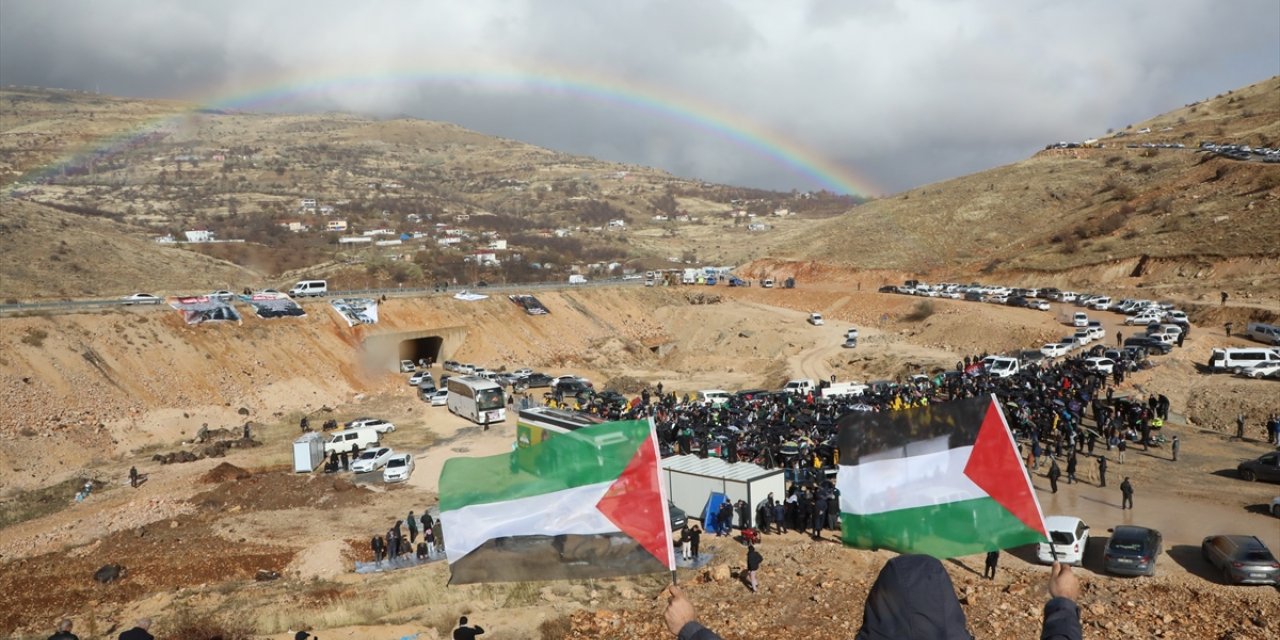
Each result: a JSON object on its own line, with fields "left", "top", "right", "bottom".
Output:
{"left": 439, "top": 419, "right": 650, "bottom": 512}
{"left": 840, "top": 497, "right": 1044, "bottom": 559}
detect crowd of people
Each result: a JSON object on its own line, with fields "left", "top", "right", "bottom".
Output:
{"left": 367, "top": 508, "right": 445, "bottom": 567}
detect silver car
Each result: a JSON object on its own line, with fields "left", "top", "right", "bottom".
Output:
{"left": 1201, "top": 535, "right": 1279, "bottom": 586}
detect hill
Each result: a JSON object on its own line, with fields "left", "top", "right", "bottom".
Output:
{"left": 779, "top": 76, "right": 1280, "bottom": 294}
{"left": 0, "top": 87, "right": 856, "bottom": 297}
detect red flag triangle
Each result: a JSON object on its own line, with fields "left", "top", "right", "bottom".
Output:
{"left": 595, "top": 432, "right": 673, "bottom": 568}
{"left": 964, "top": 398, "right": 1047, "bottom": 537}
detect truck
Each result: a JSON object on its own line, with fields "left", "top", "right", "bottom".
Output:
{"left": 682, "top": 268, "right": 698, "bottom": 285}
{"left": 568, "top": 274, "right": 588, "bottom": 285}
{"left": 820, "top": 381, "right": 868, "bottom": 398}
{"left": 782, "top": 379, "right": 816, "bottom": 395}
{"left": 981, "top": 356, "right": 1021, "bottom": 378}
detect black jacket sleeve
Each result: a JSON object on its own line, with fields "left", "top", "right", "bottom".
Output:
{"left": 678, "top": 621, "right": 725, "bottom": 640}
{"left": 1040, "top": 597, "right": 1082, "bottom": 640}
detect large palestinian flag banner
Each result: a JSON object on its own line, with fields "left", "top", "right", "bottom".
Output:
{"left": 438, "top": 418, "right": 674, "bottom": 584}
{"left": 837, "top": 396, "right": 1047, "bottom": 558}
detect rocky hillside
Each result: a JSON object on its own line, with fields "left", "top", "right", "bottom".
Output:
{"left": 781, "top": 76, "right": 1280, "bottom": 289}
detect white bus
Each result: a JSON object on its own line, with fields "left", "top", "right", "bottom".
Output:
{"left": 447, "top": 375, "right": 507, "bottom": 425}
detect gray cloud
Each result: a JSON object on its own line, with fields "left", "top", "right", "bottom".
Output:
{"left": 2, "top": 0, "right": 1277, "bottom": 195}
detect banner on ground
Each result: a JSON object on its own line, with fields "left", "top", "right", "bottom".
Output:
{"left": 438, "top": 418, "right": 674, "bottom": 584}
{"left": 167, "top": 296, "right": 242, "bottom": 325}
{"left": 836, "top": 395, "right": 1047, "bottom": 558}
{"left": 329, "top": 298, "right": 378, "bottom": 326}
{"left": 239, "top": 292, "right": 306, "bottom": 319}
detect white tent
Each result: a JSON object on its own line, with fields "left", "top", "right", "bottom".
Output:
{"left": 661, "top": 455, "right": 786, "bottom": 528}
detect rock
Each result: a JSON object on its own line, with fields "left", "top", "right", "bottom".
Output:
{"left": 255, "top": 569, "right": 280, "bottom": 581}
{"left": 332, "top": 477, "right": 354, "bottom": 492}
{"left": 707, "top": 564, "right": 731, "bottom": 582}
{"left": 93, "top": 564, "right": 124, "bottom": 583}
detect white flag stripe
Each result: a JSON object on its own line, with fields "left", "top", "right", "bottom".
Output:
{"left": 838, "top": 446, "right": 984, "bottom": 515}
{"left": 441, "top": 480, "right": 617, "bottom": 562}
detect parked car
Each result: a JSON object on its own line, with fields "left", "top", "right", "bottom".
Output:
{"left": 1237, "top": 362, "right": 1280, "bottom": 379}
{"left": 1123, "top": 336, "right": 1173, "bottom": 355}
{"left": 443, "top": 360, "right": 459, "bottom": 372}
{"left": 347, "top": 418, "right": 396, "bottom": 434}
{"left": 399, "top": 360, "right": 416, "bottom": 373}
{"left": 427, "top": 388, "right": 448, "bottom": 406}
{"left": 417, "top": 384, "right": 438, "bottom": 401}
{"left": 1237, "top": 452, "right": 1280, "bottom": 483}
{"left": 209, "top": 290, "right": 234, "bottom": 301}
{"left": 408, "top": 370, "right": 433, "bottom": 386}
{"left": 1033, "top": 300, "right": 1051, "bottom": 311}
{"left": 1104, "top": 525, "right": 1163, "bottom": 576}
{"left": 1083, "top": 357, "right": 1116, "bottom": 375}
{"left": 1036, "top": 516, "right": 1090, "bottom": 566}
{"left": 669, "top": 502, "right": 688, "bottom": 531}
{"left": 1271, "top": 497, "right": 1280, "bottom": 517}
{"left": 1201, "top": 535, "right": 1279, "bottom": 585}
{"left": 522, "top": 373, "right": 554, "bottom": 388}
{"left": 808, "top": 312, "right": 824, "bottom": 326}
{"left": 351, "top": 447, "right": 395, "bottom": 473}
{"left": 1041, "top": 343, "right": 1072, "bottom": 358}
{"left": 121, "top": 293, "right": 162, "bottom": 305}
{"left": 1125, "top": 313, "right": 1161, "bottom": 326}
{"left": 511, "top": 368, "right": 534, "bottom": 378}
{"left": 382, "top": 453, "right": 415, "bottom": 483}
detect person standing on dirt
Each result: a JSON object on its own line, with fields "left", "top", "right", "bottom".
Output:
{"left": 407, "top": 511, "right": 419, "bottom": 544}
{"left": 744, "top": 543, "right": 763, "bottom": 593}
{"left": 984, "top": 550, "right": 1000, "bottom": 580}
{"left": 689, "top": 523, "right": 702, "bottom": 560}
{"left": 1236, "top": 413, "right": 1246, "bottom": 440}
{"left": 1221, "top": 291, "right": 1228, "bottom": 305}
{"left": 452, "top": 616, "right": 484, "bottom": 640}
{"left": 1047, "top": 459, "right": 1061, "bottom": 494}
{"left": 1097, "top": 455, "right": 1108, "bottom": 487}
{"left": 117, "top": 617, "right": 154, "bottom": 640}
{"left": 129, "top": 466, "right": 139, "bottom": 489}
{"left": 243, "top": 422, "right": 251, "bottom": 440}
{"left": 1066, "top": 451, "right": 1078, "bottom": 484}
{"left": 47, "top": 618, "right": 79, "bottom": 640}
{"left": 1225, "top": 321, "right": 1234, "bottom": 337}
{"left": 1117, "top": 437, "right": 1127, "bottom": 463}
{"left": 1116, "top": 331, "right": 1123, "bottom": 348}
{"left": 1171, "top": 436, "right": 1180, "bottom": 462}
{"left": 1120, "top": 477, "right": 1134, "bottom": 510}
{"left": 371, "top": 535, "right": 384, "bottom": 564}
{"left": 433, "top": 521, "right": 445, "bottom": 555}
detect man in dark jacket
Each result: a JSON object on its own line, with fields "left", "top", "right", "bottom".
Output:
{"left": 1047, "top": 459, "right": 1061, "bottom": 493}
{"left": 662, "top": 555, "right": 1083, "bottom": 640}
{"left": 47, "top": 619, "right": 79, "bottom": 640}
{"left": 453, "top": 616, "right": 484, "bottom": 640}
{"left": 1097, "top": 455, "right": 1107, "bottom": 487}
{"left": 745, "top": 544, "right": 763, "bottom": 593}
{"left": 118, "top": 618, "right": 154, "bottom": 640}
{"left": 1120, "top": 477, "right": 1134, "bottom": 510}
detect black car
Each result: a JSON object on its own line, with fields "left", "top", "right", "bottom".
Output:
{"left": 553, "top": 380, "right": 592, "bottom": 396}
{"left": 521, "top": 373, "right": 554, "bottom": 388}
{"left": 1237, "top": 452, "right": 1280, "bottom": 483}
{"left": 669, "top": 502, "right": 688, "bottom": 531}
{"left": 1105, "top": 525, "right": 1163, "bottom": 576}
{"left": 735, "top": 389, "right": 769, "bottom": 400}
{"left": 1123, "top": 336, "right": 1172, "bottom": 355}
{"left": 877, "top": 285, "right": 899, "bottom": 294}
{"left": 592, "top": 390, "right": 628, "bottom": 406}
{"left": 1007, "top": 296, "right": 1030, "bottom": 308}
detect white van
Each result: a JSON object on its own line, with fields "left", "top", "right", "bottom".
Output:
{"left": 324, "top": 426, "right": 381, "bottom": 454}
{"left": 761, "top": 278, "right": 775, "bottom": 288}
{"left": 696, "top": 390, "right": 731, "bottom": 407}
{"left": 1245, "top": 323, "right": 1280, "bottom": 346}
{"left": 783, "top": 379, "right": 816, "bottom": 395}
{"left": 982, "top": 356, "right": 1021, "bottom": 378}
{"left": 1207, "top": 348, "right": 1280, "bottom": 372}
{"left": 289, "top": 279, "right": 328, "bottom": 297}
{"left": 1072, "top": 312, "right": 1089, "bottom": 327}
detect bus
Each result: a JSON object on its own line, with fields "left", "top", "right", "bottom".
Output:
{"left": 446, "top": 376, "right": 506, "bottom": 425}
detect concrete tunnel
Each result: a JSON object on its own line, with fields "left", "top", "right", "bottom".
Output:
{"left": 362, "top": 325, "right": 469, "bottom": 371}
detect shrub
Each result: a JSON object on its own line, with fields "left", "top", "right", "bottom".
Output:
{"left": 540, "top": 616, "right": 574, "bottom": 640}
{"left": 157, "top": 612, "right": 254, "bottom": 640}
{"left": 20, "top": 328, "right": 47, "bottom": 347}
{"left": 903, "top": 301, "right": 935, "bottom": 322}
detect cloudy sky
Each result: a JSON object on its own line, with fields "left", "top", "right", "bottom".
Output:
{"left": 2, "top": 0, "right": 1277, "bottom": 196}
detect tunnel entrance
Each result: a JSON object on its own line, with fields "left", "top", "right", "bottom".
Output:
{"left": 399, "top": 336, "right": 443, "bottom": 366}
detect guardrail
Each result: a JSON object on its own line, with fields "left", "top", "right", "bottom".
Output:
{"left": 0, "top": 277, "right": 650, "bottom": 315}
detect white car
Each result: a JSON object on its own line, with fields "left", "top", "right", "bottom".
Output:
{"left": 1125, "top": 314, "right": 1161, "bottom": 326}
{"left": 408, "top": 370, "right": 433, "bottom": 386}
{"left": 1037, "top": 515, "right": 1090, "bottom": 566}
{"left": 455, "top": 363, "right": 475, "bottom": 374}
{"left": 399, "top": 360, "right": 416, "bottom": 373}
{"left": 347, "top": 418, "right": 396, "bottom": 434}
{"left": 382, "top": 453, "right": 415, "bottom": 483}
{"left": 1083, "top": 357, "right": 1116, "bottom": 375}
{"left": 1033, "top": 300, "right": 1051, "bottom": 311}
{"left": 512, "top": 368, "right": 534, "bottom": 378}
{"left": 1072, "top": 330, "right": 1092, "bottom": 346}
{"left": 1237, "top": 362, "right": 1280, "bottom": 379}
{"left": 351, "top": 447, "right": 395, "bottom": 473}
{"left": 121, "top": 293, "right": 162, "bottom": 305}
{"left": 1085, "top": 326, "right": 1105, "bottom": 342}
{"left": 209, "top": 290, "right": 235, "bottom": 301}
{"left": 427, "top": 388, "right": 449, "bottom": 406}
{"left": 1041, "top": 343, "right": 1071, "bottom": 358}
{"left": 1271, "top": 497, "right": 1280, "bottom": 518}
{"left": 808, "top": 313, "right": 825, "bottom": 326}
{"left": 1163, "top": 310, "right": 1189, "bottom": 324}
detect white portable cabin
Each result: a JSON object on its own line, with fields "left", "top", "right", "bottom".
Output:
{"left": 661, "top": 454, "right": 786, "bottom": 529}
{"left": 292, "top": 433, "right": 325, "bottom": 473}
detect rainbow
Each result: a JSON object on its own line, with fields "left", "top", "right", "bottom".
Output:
{"left": 17, "top": 62, "right": 883, "bottom": 197}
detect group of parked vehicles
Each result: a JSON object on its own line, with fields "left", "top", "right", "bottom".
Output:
{"left": 320, "top": 418, "right": 414, "bottom": 483}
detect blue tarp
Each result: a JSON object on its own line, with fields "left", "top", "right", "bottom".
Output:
{"left": 702, "top": 491, "right": 730, "bottom": 534}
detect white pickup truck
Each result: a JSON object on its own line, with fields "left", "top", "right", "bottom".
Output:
{"left": 982, "top": 356, "right": 1021, "bottom": 378}
{"left": 783, "top": 379, "right": 816, "bottom": 395}
{"left": 821, "top": 381, "right": 868, "bottom": 398}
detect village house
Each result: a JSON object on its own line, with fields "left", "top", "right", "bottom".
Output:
{"left": 607, "top": 219, "right": 627, "bottom": 229}
{"left": 465, "top": 251, "right": 500, "bottom": 266}
{"left": 183, "top": 230, "right": 215, "bottom": 243}
{"left": 326, "top": 220, "right": 348, "bottom": 232}
{"left": 300, "top": 198, "right": 317, "bottom": 210}
{"left": 278, "top": 220, "right": 307, "bottom": 233}
{"left": 487, "top": 239, "right": 508, "bottom": 251}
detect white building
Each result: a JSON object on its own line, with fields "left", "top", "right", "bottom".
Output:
{"left": 487, "top": 239, "right": 508, "bottom": 250}
{"left": 183, "top": 230, "right": 215, "bottom": 243}
{"left": 300, "top": 198, "right": 317, "bottom": 210}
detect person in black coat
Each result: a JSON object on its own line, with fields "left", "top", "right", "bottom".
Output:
{"left": 744, "top": 544, "right": 763, "bottom": 593}
{"left": 453, "top": 616, "right": 484, "bottom": 640}
{"left": 118, "top": 618, "right": 154, "bottom": 640}
{"left": 1066, "top": 453, "right": 1078, "bottom": 484}
{"left": 1047, "top": 460, "right": 1061, "bottom": 493}
{"left": 688, "top": 524, "right": 701, "bottom": 560}
{"left": 1097, "top": 455, "right": 1108, "bottom": 487}
{"left": 47, "top": 618, "right": 79, "bottom": 640}
{"left": 662, "top": 555, "right": 1083, "bottom": 640}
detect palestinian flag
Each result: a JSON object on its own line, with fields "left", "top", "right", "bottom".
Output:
{"left": 837, "top": 396, "right": 1047, "bottom": 558}
{"left": 438, "top": 418, "right": 674, "bottom": 584}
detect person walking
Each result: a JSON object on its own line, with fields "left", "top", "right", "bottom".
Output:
{"left": 745, "top": 543, "right": 763, "bottom": 593}
{"left": 1097, "top": 455, "right": 1108, "bottom": 488}
{"left": 679, "top": 526, "right": 692, "bottom": 562}
{"left": 1236, "top": 413, "right": 1246, "bottom": 440}
{"left": 1117, "top": 438, "right": 1126, "bottom": 463}
{"left": 1047, "top": 459, "right": 1061, "bottom": 494}
{"left": 433, "top": 521, "right": 445, "bottom": 555}
{"left": 984, "top": 550, "right": 1000, "bottom": 580}
{"left": 129, "top": 466, "right": 139, "bottom": 489}
{"left": 407, "top": 511, "right": 419, "bottom": 545}
{"left": 1221, "top": 291, "right": 1228, "bottom": 305}
{"left": 1171, "top": 435, "right": 1180, "bottom": 462}
{"left": 1120, "top": 477, "right": 1134, "bottom": 510}
{"left": 689, "top": 523, "right": 701, "bottom": 561}
{"left": 1066, "top": 452, "right": 1078, "bottom": 484}
{"left": 1116, "top": 331, "right": 1123, "bottom": 348}
{"left": 371, "top": 535, "right": 384, "bottom": 564}
{"left": 452, "top": 616, "right": 485, "bottom": 640}
{"left": 118, "top": 618, "right": 155, "bottom": 640}
{"left": 47, "top": 618, "right": 79, "bottom": 640}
